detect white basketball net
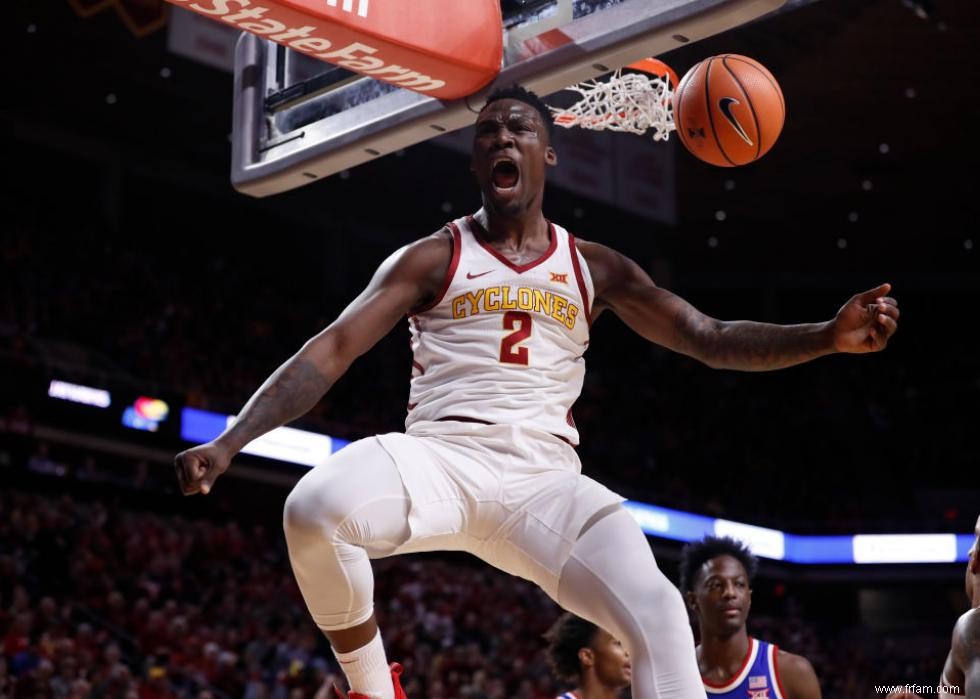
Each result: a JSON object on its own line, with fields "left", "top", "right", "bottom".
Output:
{"left": 551, "top": 68, "right": 675, "bottom": 141}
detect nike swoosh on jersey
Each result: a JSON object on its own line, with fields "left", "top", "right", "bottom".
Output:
{"left": 718, "top": 97, "right": 754, "bottom": 146}
{"left": 466, "top": 270, "right": 493, "bottom": 279}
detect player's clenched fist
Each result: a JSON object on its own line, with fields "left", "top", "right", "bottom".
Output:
{"left": 174, "top": 441, "right": 231, "bottom": 495}
{"left": 831, "top": 283, "right": 900, "bottom": 353}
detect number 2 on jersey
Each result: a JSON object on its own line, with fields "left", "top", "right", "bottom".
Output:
{"left": 499, "top": 311, "right": 531, "bottom": 365}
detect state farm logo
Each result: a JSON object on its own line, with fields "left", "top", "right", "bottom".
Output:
{"left": 169, "top": 0, "right": 446, "bottom": 92}
{"left": 326, "top": 0, "right": 368, "bottom": 17}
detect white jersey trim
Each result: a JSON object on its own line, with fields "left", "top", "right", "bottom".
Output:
{"left": 703, "top": 637, "right": 759, "bottom": 694}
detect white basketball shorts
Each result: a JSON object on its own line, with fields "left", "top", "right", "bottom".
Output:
{"left": 372, "top": 419, "right": 624, "bottom": 599}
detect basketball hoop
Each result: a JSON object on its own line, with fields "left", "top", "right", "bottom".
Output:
{"left": 550, "top": 58, "right": 677, "bottom": 142}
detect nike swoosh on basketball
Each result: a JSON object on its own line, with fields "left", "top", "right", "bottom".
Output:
{"left": 718, "top": 97, "right": 754, "bottom": 146}
{"left": 466, "top": 270, "right": 493, "bottom": 279}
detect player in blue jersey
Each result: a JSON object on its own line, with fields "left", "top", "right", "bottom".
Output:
{"left": 679, "top": 536, "right": 821, "bottom": 699}
{"left": 545, "top": 613, "right": 631, "bottom": 699}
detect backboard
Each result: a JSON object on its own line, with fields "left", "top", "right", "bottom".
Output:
{"left": 231, "top": 0, "right": 786, "bottom": 197}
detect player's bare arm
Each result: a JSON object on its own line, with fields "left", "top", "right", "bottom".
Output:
{"left": 173, "top": 230, "right": 452, "bottom": 495}
{"left": 777, "top": 650, "right": 822, "bottom": 699}
{"left": 577, "top": 239, "right": 899, "bottom": 371}
{"left": 950, "top": 609, "right": 980, "bottom": 698}
{"left": 886, "top": 614, "right": 979, "bottom": 699}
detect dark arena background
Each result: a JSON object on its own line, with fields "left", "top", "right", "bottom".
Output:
{"left": 3, "top": 0, "right": 979, "bottom": 697}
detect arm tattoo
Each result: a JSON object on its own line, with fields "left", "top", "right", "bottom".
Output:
{"left": 220, "top": 357, "right": 332, "bottom": 451}
{"left": 675, "top": 308, "right": 833, "bottom": 371}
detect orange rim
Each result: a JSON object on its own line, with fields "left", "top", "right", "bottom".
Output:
{"left": 626, "top": 57, "right": 679, "bottom": 88}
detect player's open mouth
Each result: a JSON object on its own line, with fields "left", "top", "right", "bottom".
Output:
{"left": 491, "top": 159, "right": 519, "bottom": 190}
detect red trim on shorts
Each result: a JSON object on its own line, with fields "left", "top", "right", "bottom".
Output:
{"left": 410, "top": 223, "right": 460, "bottom": 315}
{"left": 467, "top": 216, "right": 558, "bottom": 273}
{"left": 702, "top": 637, "right": 756, "bottom": 690}
{"left": 411, "top": 360, "right": 425, "bottom": 375}
{"left": 772, "top": 644, "right": 789, "bottom": 699}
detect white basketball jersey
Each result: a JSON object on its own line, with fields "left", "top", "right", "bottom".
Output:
{"left": 405, "top": 214, "right": 594, "bottom": 445}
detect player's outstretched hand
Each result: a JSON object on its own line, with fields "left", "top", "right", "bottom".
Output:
{"left": 831, "top": 283, "right": 899, "bottom": 353}
{"left": 174, "top": 441, "right": 232, "bottom": 496}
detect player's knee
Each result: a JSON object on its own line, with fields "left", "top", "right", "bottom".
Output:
{"left": 625, "top": 565, "right": 687, "bottom": 633}
{"left": 282, "top": 473, "right": 348, "bottom": 544}
{"left": 641, "top": 578, "right": 691, "bottom": 639}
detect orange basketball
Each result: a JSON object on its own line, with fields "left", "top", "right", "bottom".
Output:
{"left": 672, "top": 54, "right": 785, "bottom": 167}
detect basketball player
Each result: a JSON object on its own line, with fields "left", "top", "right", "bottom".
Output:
{"left": 545, "top": 613, "right": 631, "bottom": 699}
{"left": 679, "top": 536, "right": 822, "bottom": 699}
{"left": 886, "top": 515, "right": 980, "bottom": 699}
{"left": 174, "top": 85, "right": 900, "bottom": 699}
